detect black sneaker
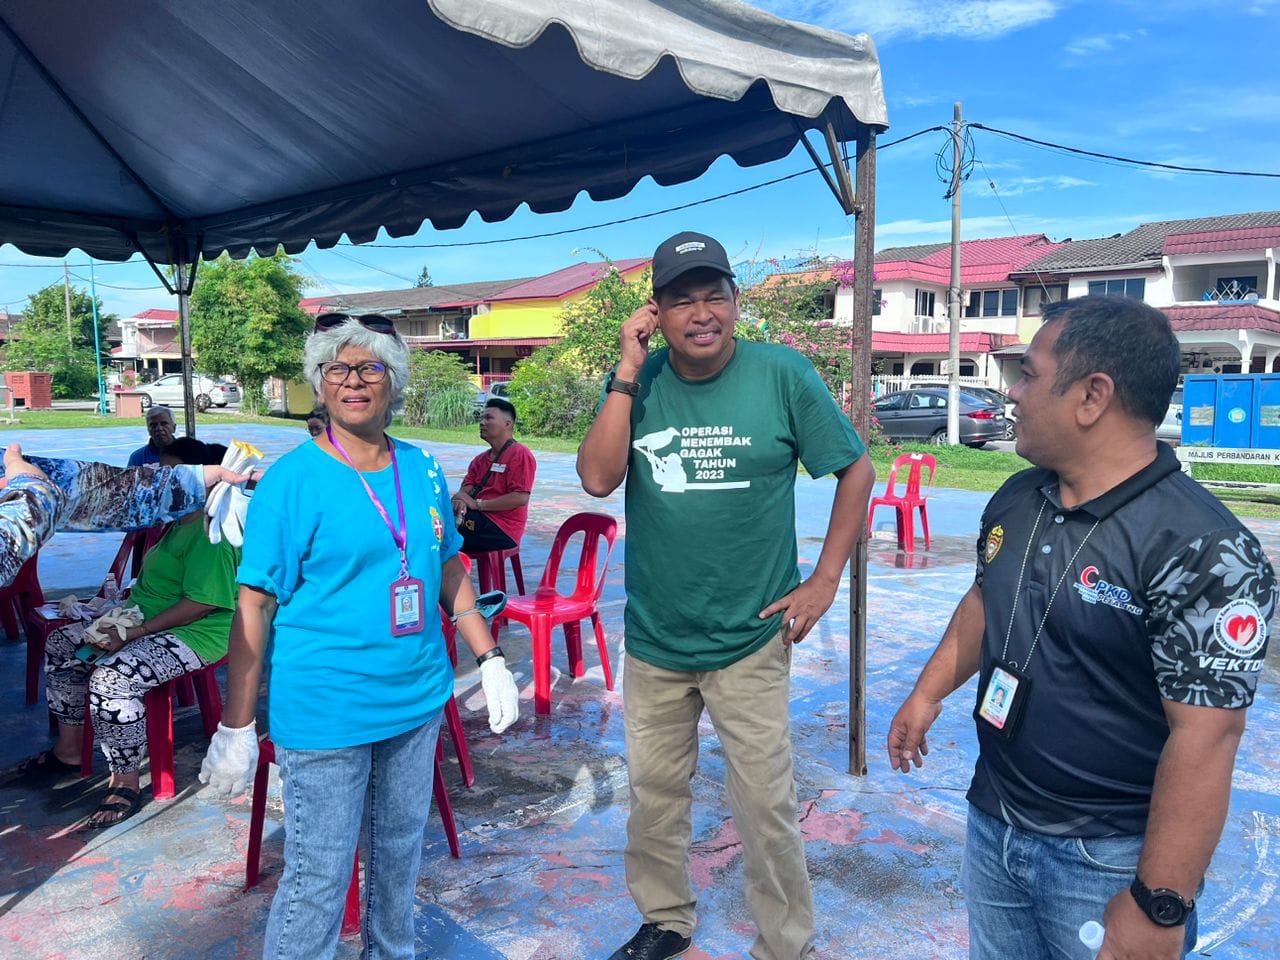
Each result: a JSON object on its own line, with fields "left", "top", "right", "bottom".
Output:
{"left": 607, "top": 924, "right": 692, "bottom": 960}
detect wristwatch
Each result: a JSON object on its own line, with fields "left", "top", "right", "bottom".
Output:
{"left": 1130, "top": 876, "right": 1195, "bottom": 927}
{"left": 606, "top": 372, "right": 640, "bottom": 397}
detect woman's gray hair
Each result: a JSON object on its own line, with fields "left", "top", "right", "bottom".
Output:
{"left": 303, "top": 319, "right": 411, "bottom": 422}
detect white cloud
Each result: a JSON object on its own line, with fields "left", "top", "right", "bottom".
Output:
{"left": 977, "top": 174, "right": 1096, "bottom": 197}
{"left": 756, "top": 0, "right": 1059, "bottom": 42}
{"left": 1063, "top": 32, "right": 1128, "bottom": 56}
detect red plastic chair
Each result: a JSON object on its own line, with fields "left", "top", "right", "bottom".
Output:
{"left": 0, "top": 555, "right": 43, "bottom": 643}
{"left": 463, "top": 545, "right": 526, "bottom": 641}
{"left": 79, "top": 656, "right": 226, "bottom": 800}
{"left": 246, "top": 733, "right": 461, "bottom": 938}
{"left": 503, "top": 512, "right": 617, "bottom": 716}
{"left": 22, "top": 526, "right": 165, "bottom": 706}
{"left": 438, "top": 607, "right": 474, "bottom": 787}
{"left": 867, "top": 452, "right": 936, "bottom": 552}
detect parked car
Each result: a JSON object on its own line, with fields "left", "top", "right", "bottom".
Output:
{"left": 131, "top": 374, "right": 241, "bottom": 411}
{"left": 472, "top": 379, "right": 511, "bottom": 418}
{"left": 872, "top": 387, "right": 1007, "bottom": 447}
{"left": 1156, "top": 387, "right": 1183, "bottom": 445}
{"left": 965, "top": 386, "right": 1016, "bottom": 440}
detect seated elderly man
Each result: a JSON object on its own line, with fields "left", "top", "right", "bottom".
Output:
{"left": 127, "top": 405, "right": 176, "bottom": 466}
{"left": 452, "top": 397, "right": 537, "bottom": 553}
{"left": 16, "top": 437, "right": 240, "bottom": 828}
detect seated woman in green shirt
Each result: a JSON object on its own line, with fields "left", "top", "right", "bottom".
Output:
{"left": 19, "top": 437, "right": 241, "bottom": 828}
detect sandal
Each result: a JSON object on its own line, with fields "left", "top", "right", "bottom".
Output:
{"left": 9, "top": 750, "right": 81, "bottom": 787}
{"left": 84, "top": 786, "right": 143, "bottom": 829}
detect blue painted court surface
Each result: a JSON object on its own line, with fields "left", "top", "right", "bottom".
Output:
{"left": 0, "top": 422, "right": 1277, "bottom": 959}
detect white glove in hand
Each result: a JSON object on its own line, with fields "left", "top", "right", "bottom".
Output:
{"left": 206, "top": 440, "right": 262, "bottom": 547}
{"left": 83, "top": 605, "right": 144, "bottom": 647}
{"left": 478, "top": 656, "right": 520, "bottom": 734}
{"left": 198, "top": 720, "right": 260, "bottom": 797}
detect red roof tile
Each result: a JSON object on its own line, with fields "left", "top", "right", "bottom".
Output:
{"left": 131, "top": 308, "right": 177, "bottom": 322}
{"left": 488, "top": 259, "right": 649, "bottom": 301}
{"left": 875, "top": 235, "right": 1063, "bottom": 287}
{"left": 871, "top": 332, "right": 1012, "bottom": 353}
{"left": 1162, "top": 303, "right": 1280, "bottom": 334}
{"left": 1163, "top": 226, "right": 1280, "bottom": 256}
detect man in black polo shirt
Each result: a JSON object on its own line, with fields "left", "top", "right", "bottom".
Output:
{"left": 888, "top": 296, "right": 1277, "bottom": 960}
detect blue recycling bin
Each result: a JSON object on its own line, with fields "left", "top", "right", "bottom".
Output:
{"left": 1182, "top": 374, "right": 1280, "bottom": 449}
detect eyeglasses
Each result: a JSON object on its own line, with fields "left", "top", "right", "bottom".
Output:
{"left": 313, "top": 313, "right": 398, "bottom": 336}
{"left": 318, "top": 360, "right": 388, "bottom": 384}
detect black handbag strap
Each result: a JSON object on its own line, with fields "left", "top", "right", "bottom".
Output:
{"left": 467, "top": 438, "right": 515, "bottom": 497}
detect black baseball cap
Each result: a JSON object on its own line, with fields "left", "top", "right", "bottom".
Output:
{"left": 651, "top": 231, "right": 735, "bottom": 291}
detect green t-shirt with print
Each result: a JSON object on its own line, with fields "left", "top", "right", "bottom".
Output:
{"left": 620, "top": 340, "right": 864, "bottom": 671}
{"left": 128, "top": 516, "right": 241, "bottom": 662}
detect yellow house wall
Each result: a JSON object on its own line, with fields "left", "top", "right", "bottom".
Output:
{"left": 470, "top": 263, "right": 651, "bottom": 339}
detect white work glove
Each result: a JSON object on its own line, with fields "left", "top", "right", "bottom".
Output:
{"left": 478, "top": 656, "right": 520, "bottom": 734}
{"left": 205, "top": 440, "right": 262, "bottom": 547}
{"left": 83, "top": 604, "right": 144, "bottom": 647}
{"left": 198, "top": 721, "right": 260, "bottom": 798}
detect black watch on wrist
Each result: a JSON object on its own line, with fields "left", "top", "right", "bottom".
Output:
{"left": 1130, "top": 876, "right": 1194, "bottom": 927}
{"left": 606, "top": 372, "right": 640, "bottom": 397}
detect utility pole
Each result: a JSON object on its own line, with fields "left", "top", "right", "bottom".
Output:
{"left": 947, "top": 102, "right": 963, "bottom": 445}
{"left": 62, "top": 261, "right": 74, "bottom": 351}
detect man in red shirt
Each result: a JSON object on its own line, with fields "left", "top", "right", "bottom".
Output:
{"left": 452, "top": 397, "right": 536, "bottom": 552}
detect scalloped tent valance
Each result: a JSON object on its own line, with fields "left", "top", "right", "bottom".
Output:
{"left": 0, "top": 0, "right": 886, "bottom": 265}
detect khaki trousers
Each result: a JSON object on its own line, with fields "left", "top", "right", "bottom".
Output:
{"left": 622, "top": 635, "right": 815, "bottom": 960}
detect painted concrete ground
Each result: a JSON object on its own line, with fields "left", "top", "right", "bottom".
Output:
{"left": 0, "top": 423, "right": 1277, "bottom": 960}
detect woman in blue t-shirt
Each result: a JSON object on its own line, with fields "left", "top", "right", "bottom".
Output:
{"left": 199, "top": 313, "right": 520, "bottom": 960}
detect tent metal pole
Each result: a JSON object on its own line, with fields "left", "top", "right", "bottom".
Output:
{"left": 848, "top": 125, "right": 876, "bottom": 777}
{"left": 175, "top": 259, "right": 196, "bottom": 437}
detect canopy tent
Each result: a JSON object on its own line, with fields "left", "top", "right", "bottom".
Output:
{"left": 0, "top": 0, "right": 885, "bottom": 264}
{"left": 0, "top": 0, "right": 887, "bottom": 770}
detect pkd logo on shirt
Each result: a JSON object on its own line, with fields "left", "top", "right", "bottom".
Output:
{"left": 429, "top": 506, "right": 444, "bottom": 543}
{"left": 984, "top": 525, "right": 1004, "bottom": 564}
{"left": 1214, "top": 598, "right": 1267, "bottom": 658}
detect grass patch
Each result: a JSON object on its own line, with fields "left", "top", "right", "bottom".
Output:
{"left": 869, "top": 443, "right": 1029, "bottom": 493}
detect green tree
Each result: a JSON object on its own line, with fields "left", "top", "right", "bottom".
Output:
{"left": 553, "top": 261, "right": 658, "bottom": 375}
{"left": 5, "top": 284, "right": 114, "bottom": 398}
{"left": 740, "top": 265, "right": 854, "bottom": 399}
{"left": 402, "top": 349, "right": 474, "bottom": 427}
{"left": 414, "top": 266, "right": 434, "bottom": 288}
{"left": 189, "top": 253, "right": 311, "bottom": 414}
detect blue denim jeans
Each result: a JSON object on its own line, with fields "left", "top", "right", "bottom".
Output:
{"left": 962, "top": 805, "right": 1197, "bottom": 959}
{"left": 264, "top": 712, "right": 443, "bottom": 960}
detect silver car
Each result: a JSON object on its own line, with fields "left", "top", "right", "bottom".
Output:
{"left": 872, "top": 387, "right": 1007, "bottom": 447}
{"left": 137, "top": 373, "right": 241, "bottom": 411}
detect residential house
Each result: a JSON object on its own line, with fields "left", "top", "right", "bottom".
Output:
{"left": 743, "top": 236, "right": 1061, "bottom": 390}
{"left": 1012, "top": 211, "right": 1280, "bottom": 375}
{"left": 301, "top": 258, "right": 649, "bottom": 386}
{"left": 113, "top": 308, "right": 181, "bottom": 379}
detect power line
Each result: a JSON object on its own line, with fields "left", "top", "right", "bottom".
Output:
{"left": 969, "top": 123, "right": 1280, "bottom": 179}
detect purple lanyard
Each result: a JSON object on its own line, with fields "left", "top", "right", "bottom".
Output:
{"left": 327, "top": 426, "right": 409, "bottom": 578}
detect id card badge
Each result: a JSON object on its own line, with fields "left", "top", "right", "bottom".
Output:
{"left": 390, "top": 577, "right": 426, "bottom": 636}
{"left": 974, "top": 663, "right": 1031, "bottom": 740}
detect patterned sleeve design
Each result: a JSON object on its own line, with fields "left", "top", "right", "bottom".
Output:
{"left": 17, "top": 458, "right": 205, "bottom": 532}
{"left": 0, "top": 475, "right": 64, "bottom": 586}
{"left": 1146, "top": 528, "right": 1277, "bottom": 708}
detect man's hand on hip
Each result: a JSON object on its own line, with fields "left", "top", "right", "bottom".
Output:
{"left": 759, "top": 574, "right": 838, "bottom": 645}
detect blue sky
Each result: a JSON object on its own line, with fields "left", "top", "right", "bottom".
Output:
{"left": 2, "top": 0, "right": 1278, "bottom": 319}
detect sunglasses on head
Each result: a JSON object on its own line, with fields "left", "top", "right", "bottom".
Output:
{"left": 313, "top": 312, "right": 398, "bottom": 336}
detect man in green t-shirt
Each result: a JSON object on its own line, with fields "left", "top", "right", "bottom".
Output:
{"left": 578, "top": 231, "right": 875, "bottom": 960}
